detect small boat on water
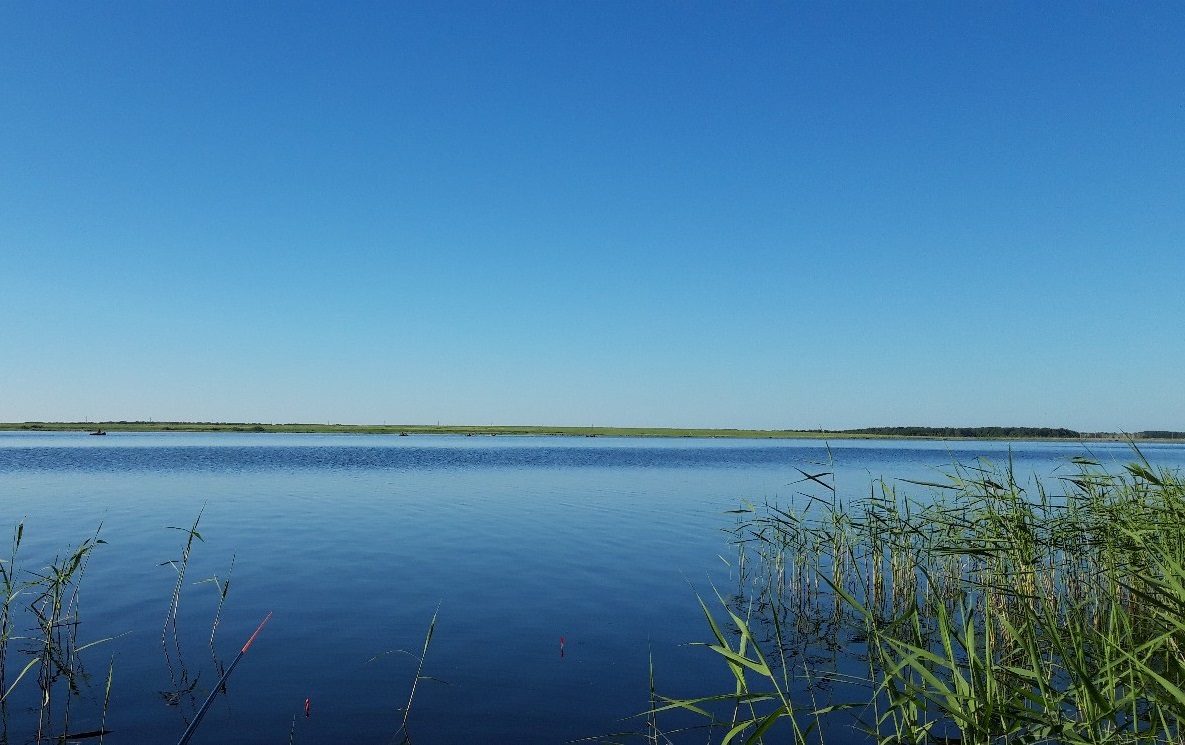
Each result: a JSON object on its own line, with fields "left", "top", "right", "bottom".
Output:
{"left": 90, "top": 429, "right": 106, "bottom": 436}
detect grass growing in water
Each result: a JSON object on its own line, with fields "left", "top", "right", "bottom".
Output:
{"left": 1, "top": 515, "right": 440, "bottom": 744}
{"left": 0, "top": 522, "right": 115, "bottom": 744}
{"left": 658, "top": 450, "right": 1185, "bottom": 745}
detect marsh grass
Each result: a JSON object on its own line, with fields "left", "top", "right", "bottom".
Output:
{"left": 0, "top": 521, "right": 116, "bottom": 744}
{"left": 0, "top": 521, "right": 24, "bottom": 733}
{"left": 394, "top": 605, "right": 438, "bottom": 744}
{"left": 363, "top": 604, "right": 443, "bottom": 745}
{"left": 662, "top": 449, "right": 1185, "bottom": 745}
{"left": 0, "top": 513, "right": 245, "bottom": 745}
{"left": 160, "top": 511, "right": 205, "bottom": 709}
{"left": 1, "top": 511, "right": 443, "bottom": 745}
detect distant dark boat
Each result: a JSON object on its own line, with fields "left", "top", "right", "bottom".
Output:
{"left": 90, "top": 429, "right": 106, "bottom": 436}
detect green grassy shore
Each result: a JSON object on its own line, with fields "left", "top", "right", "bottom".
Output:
{"left": 2, "top": 421, "right": 1180, "bottom": 441}
{"left": 3, "top": 421, "right": 846, "bottom": 438}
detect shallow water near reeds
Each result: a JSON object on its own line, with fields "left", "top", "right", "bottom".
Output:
{"left": 2, "top": 432, "right": 1184, "bottom": 744}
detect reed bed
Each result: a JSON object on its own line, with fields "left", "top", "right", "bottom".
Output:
{"left": 658, "top": 451, "right": 1185, "bottom": 745}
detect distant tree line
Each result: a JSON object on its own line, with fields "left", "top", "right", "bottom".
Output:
{"left": 1136, "top": 431, "right": 1185, "bottom": 440}
{"left": 839, "top": 426, "right": 1081, "bottom": 439}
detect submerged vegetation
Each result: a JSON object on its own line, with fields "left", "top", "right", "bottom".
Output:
{"left": 653, "top": 449, "right": 1185, "bottom": 744}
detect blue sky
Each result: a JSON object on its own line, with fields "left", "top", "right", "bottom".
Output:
{"left": 1, "top": 2, "right": 1182, "bottom": 431}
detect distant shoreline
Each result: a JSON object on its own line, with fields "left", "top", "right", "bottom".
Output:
{"left": 2, "top": 422, "right": 1181, "bottom": 442}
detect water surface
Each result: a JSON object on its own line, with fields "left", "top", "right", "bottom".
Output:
{"left": 1, "top": 433, "right": 1181, "bottom": 744}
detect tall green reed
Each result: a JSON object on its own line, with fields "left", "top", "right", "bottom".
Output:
{"left": 667, "top": 450, "right": 1185, "bottom": 745}
{"left": 0, "top": 520, "right": 24, "bottom": 735}
{"left": 0, "top": 523, "right": 115, "bottom": 744}
{"left": 365, "top": 604, "right": 443, "bottom": 745}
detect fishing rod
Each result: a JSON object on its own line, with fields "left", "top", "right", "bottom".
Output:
{"left": 176, "top": 611, "right": 272, "bottom": 745}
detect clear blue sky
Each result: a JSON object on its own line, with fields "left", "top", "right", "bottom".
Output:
{"left": 2, "top": 2, "right": 1182, "bottom": 431}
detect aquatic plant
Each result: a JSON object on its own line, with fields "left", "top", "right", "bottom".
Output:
{"left": 662, "top": 449, "right": 1185, "bottom": 744}
{"left": 0, "top": 515, "right": 243, "bottom": 745}
{"left": 0, "top": 512, "right": 445, "bottom": 745}
{"left": 0, "top": 522, "right": 116, "bottom": 744}
{"left": 365, "top": 604, "right": 442, "bottom": 745}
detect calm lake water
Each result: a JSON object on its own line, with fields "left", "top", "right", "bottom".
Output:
{"left": 2, "top": 432, "right": 1183, "bottom": 744}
